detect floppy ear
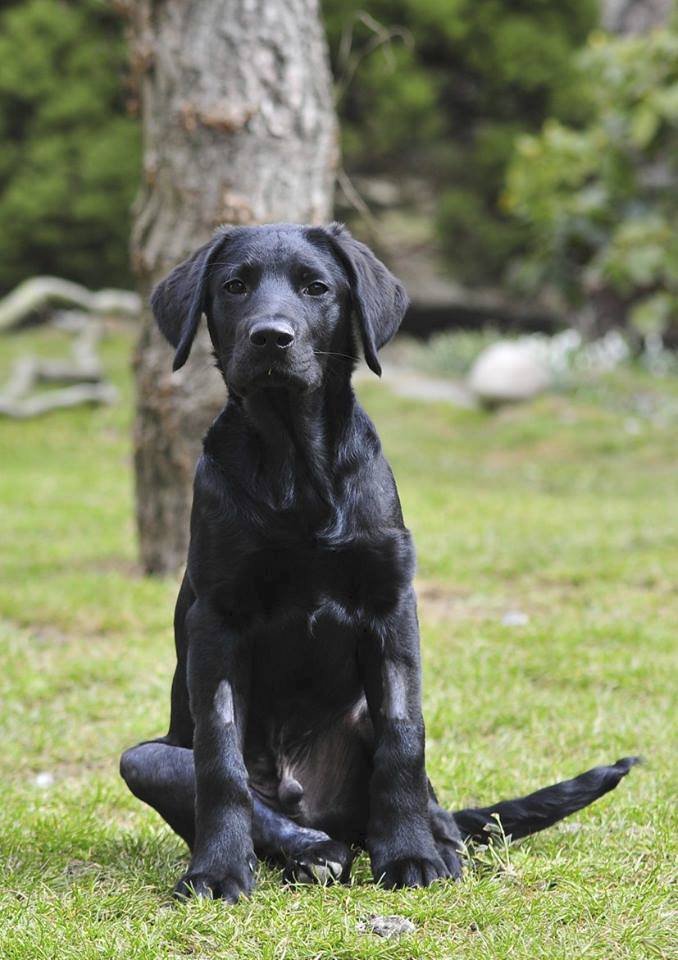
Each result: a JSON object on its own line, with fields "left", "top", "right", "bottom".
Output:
{"left": 150, "top": 228, "right": 230, "bottom": 371}
{"left": 325, "top": 222, "right": 409, "bottom": 375}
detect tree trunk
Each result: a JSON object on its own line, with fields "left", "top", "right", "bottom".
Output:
{"left": 602, "top": 0, "right": 672, "bottom": 33}
{"left": 128, "top": 1, "right": 337, "bottom": 574}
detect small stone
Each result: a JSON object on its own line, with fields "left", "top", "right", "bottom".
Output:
{"left": 34, "top": 771, "right": 55, "bottom": 788}
{"left": 65, "top": 859, "right": 99, "bottom": 878}
{"left": 358, "top": 915, "right": 416, "bottom": 939}
{"left": 502, "top": 610, "right": 529, "bottom": 627}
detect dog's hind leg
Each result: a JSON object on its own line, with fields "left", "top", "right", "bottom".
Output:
{"left": 120, "top": 740, "right": 196, "bottom": 846}
{"left": 119, "top": 740, "right": 353, "bottom": 883}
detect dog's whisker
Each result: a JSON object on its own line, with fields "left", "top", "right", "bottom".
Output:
{"left": 313, "top": 350, "right": 359, "bottom": 362}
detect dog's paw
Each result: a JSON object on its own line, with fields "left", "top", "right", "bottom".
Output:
{"left": 430, "top": 807, "right": 464, "bottom": 880}
{"left": 433, "top": 839, "right": 463, "bottom": 880}
{"left": 173, "top": 854, "right": 257, "bottom": 902}
{"left": 283, "top": 839, "right": 353, "bottom": 886}
{"left": 373, "top": 853, "right": 451, "bottom": 889}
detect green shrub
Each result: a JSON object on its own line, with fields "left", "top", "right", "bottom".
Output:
{"left": 0, "top": 0, "right": 140, "bottom": 294}
{"left": 506, "top": 26, "right": 678, "bottom": 340}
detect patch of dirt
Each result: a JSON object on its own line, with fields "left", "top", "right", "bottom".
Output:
{"left": 414, "top": 579, "right": 523, "bottom": 624}
{"left": 415, "top": 578, "right": 577, "bottom": 624}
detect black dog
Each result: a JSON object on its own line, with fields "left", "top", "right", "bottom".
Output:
{"left": 120, "top": 222, "right": 637, "bottom": 902}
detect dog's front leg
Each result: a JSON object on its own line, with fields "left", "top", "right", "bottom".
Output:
{"left": 360, "top": 590, "right": 461, "bottom": 887}
{"left": 174, "top": 601, "right": 255, "bottom": 902}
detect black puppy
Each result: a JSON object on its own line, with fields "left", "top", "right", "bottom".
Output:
{"left": 120, "top": 223, "right": 637, "bottom": 902}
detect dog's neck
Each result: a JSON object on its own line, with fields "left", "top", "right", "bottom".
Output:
{"left": 233, "top": 375, "right": 357, "bottom": 513}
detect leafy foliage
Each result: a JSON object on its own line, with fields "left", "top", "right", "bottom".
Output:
{"left": 322, "top": 0, "right": 598, "bottom": 284}
{"left": 0, "top": 0, "right": 140, "bottom": 294}
{"left": 0, "top": 1, "right": 599, "bottom": 295}
{"left": 506, "top": 27, "right": 678, "bottom": 339}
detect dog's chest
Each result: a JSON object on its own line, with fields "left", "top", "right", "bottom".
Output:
{"left": 228, "top": 533, "right": 413, "bottom": 715}
{"left": 252, "top": 594, "right": 359, "bottom": 694}
{"left": 227, "top": 529, "right": 413, "bottom": 625}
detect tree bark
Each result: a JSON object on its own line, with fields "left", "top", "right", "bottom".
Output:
{"left": 602, "top": 0, "right": 672, "bottom": 34}
{"left": 129, "top": 1, "right": 337, "bottom": 574}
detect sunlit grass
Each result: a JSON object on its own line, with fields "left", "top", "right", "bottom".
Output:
{"left": 0, "top": 326, "right": 675, "bottom": 958}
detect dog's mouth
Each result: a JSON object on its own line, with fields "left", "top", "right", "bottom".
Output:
{"left": 229, "top": 358, "right": 319, "bottom": 397}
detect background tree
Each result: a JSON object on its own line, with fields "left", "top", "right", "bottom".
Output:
{"left": 322, "top": 0, "right": 599, "bottom": 286}
{"left": 602, "top": 0, "right": 673, "bottom": 34}
{"left": 128, "top": 0, "right": 337, "bottom": 574}
{"left": 0, "top": 0, "right": 602, "bottom": 300}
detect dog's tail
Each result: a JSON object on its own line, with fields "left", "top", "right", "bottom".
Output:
{"left": 453, "top": 756, "right": 640, "bottom": 844}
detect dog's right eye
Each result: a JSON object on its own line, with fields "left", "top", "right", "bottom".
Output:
{"left": 224, "top": 278, "right": 247, "bottom": 295}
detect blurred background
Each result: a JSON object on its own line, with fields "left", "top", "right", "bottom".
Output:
{"left": 0, "top": 4, "right": 675, "bottom": 955}
{"left": 2, "top": 1, "right": 677, "bottom": 332}
{"left": 1, "top": 0, "right": 676, "bottom": 573}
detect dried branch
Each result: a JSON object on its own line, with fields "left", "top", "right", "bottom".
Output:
{"left": 0, "top": 383, "right": 118, "bottom": 419}
{"left": 334, "top": 12, "right": 413, "bottom": 104}
{"left": 0, "top": 310, "right": 118, "bottom": 418}
{"left": 0, "top": 277, "right": 140, "bottom": 332}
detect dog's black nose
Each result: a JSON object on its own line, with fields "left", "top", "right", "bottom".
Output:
{"left": 249, "top": 321, "right": 295, "bottom": 351}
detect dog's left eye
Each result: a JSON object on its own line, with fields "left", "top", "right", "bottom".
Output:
{"left": 303, "top": 281, "right": 329, "bottom": 297}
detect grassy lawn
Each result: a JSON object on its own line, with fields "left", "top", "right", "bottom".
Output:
{"left": 0, "top": 325, "right": 675, "bottom": 959}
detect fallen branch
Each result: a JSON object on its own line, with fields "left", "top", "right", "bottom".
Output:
{"left": 0, "top": 309, "right": 118, "bottom": 418}
{"left": 0, "top": 382, "right": 118, "bottom": 418}
{"left": 0, "top": 276, "right": 140, "bottom": 332}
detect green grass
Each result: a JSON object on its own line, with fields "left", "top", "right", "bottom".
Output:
{"left": 0, "top": 326, "right": 676, "bottom": 959}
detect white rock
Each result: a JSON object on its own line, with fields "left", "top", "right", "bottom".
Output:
{"left": 358, "top": 915, "right": 416, "bottom": 939}
{"left": 467, "top": 340, "right": 552, "bottom": 405}
{"left": 34, "top": 771, "right": 55, "bottom": 788}
{"left": 502, "top": 610, "right": 529, "bottom": 627}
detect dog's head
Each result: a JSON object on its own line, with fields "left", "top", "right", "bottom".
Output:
{"left": 151, "top": 223, "right": 408, "bottom": 396}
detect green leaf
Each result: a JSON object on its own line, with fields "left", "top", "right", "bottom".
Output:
{"left": 630, "top": 105, "right": 660, "bottom": 148}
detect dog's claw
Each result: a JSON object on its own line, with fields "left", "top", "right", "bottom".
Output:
{"left": 430, "top": 805, "right": 464, "bottom": 880}
{"left": 436, "top": 842, "right": 463, "bottom": 879}
{"left": 376, "top": 854, "right": 451, "bottom": 889}
{"left": 283, "top": 839, "right": 353, "bottom": 886}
